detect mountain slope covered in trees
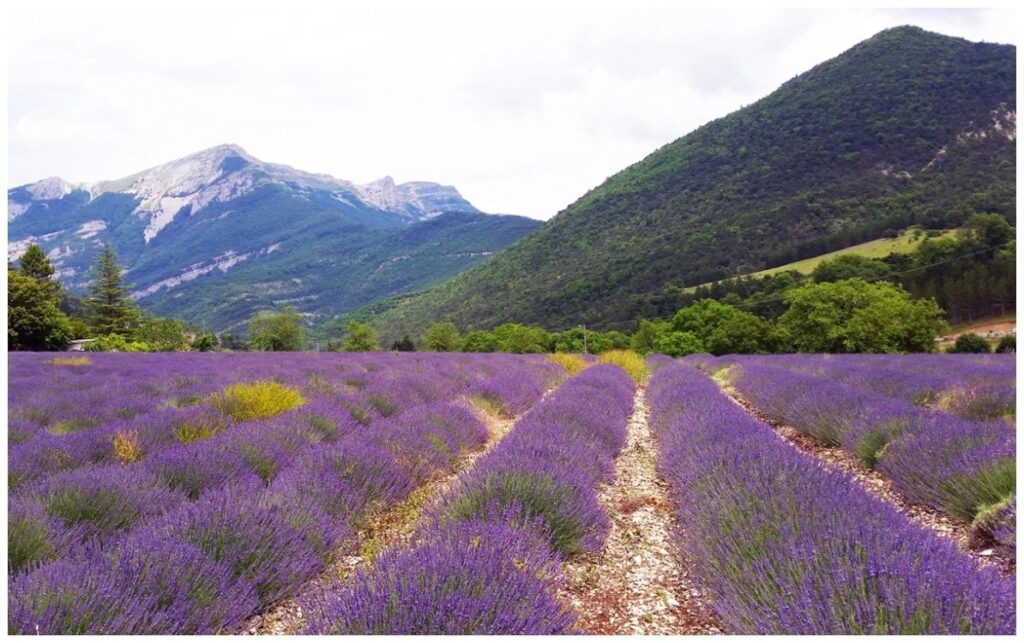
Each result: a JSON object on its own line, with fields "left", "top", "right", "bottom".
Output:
{"left": 363, "top": 26, "right": 1015, "bottom": 337}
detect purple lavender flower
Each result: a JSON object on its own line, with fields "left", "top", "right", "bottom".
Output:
{"left": 440, "top": 364, "right": 633, "bottom": 555}
{"left": 648, "top": 362, "right": 1015, "bottom": 635}
{"left": 18, "top": 464, "right": 186, "bottom": 543}
{"left": 301, "top": 521, "right": 574, "bottom": 634}
{"left": 9, "top": 535, "right": 258, "bottom": 634}
{"left": 141, "top": 480, "right": 346, "bottom": 607}
{"left": 8, "top": 496, "right": 81, "bottom": 575}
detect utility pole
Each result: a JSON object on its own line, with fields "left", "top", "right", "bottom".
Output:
{"left": 580, "top": 324, "right": 588, "bottom": 355}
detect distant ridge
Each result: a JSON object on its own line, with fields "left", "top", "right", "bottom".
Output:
{"left": 8, "top": 146, "right": 539, "bottom": 330}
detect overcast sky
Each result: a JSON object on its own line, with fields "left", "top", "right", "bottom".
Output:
{"left": 7, "top": 2, "right": 1017, "bottom": 219}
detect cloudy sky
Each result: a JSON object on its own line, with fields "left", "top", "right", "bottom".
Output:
{"left": 7, "top": 2, "right": 1017, "bottom": 219}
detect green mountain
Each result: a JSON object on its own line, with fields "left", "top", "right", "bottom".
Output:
{"left": 141, "top": 211, "right": 539, "bottom": 331}
{"left": 362, "top": 26, "right": 1016, "bottom": 338}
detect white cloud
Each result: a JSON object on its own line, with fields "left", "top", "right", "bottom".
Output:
{"left": 7, "top": 2, "right": 1017, "bottom": 219}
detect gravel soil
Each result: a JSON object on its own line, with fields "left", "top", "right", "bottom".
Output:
{"left": 558, "top": 386, "right": 724, "bottom": 635}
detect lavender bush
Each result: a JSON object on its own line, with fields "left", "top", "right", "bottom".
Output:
{"left": 648, "top": 361, "right": 1015, "bottom": 634}
{"left": 9, "top": 535, "right": 258, "bottom": 634}
{"left": 730, "top": 358, "right": 1016, "bottom": 546}
{"left": 441, "top": 364, "right": 632, "bottom": 555}
{"left": 302, "top": 521, "right": 574, "bottom": 634}
{"left": 140, "top": 480, "right": 347, "bottom": 607}
{"left": 20, "top": 465, "right": 186, "bottom": 543}
{"left": 8, "top": 497, "right": 81, "bottom": 575}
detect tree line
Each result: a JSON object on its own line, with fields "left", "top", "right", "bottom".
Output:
{"left": 11, "top": 215, "right": 1012, "bottom": 355}
{"left": 9, "top": 244, "right": 217, "bottom": 352}
{"left": 675, "top": 214, "right": 1015, "bottom": 325}
{"left": 286, "top": 275, "right": 949, "bottom": 355}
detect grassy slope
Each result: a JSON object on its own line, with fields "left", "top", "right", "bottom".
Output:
{"left": 684, "top": 229, "right": 957, "bottom": 291}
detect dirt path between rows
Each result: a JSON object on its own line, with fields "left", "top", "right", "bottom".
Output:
{"left": 558, "top": 386, "right": 724, "bottom": 635}
{"left": 242, "top": 400, "right": 521, "bottom": 635}
{"left": 719, "top": 383, "right": 1014, "bottom": 577}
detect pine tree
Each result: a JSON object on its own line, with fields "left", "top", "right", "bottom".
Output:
{"left": 87, "top": 244, "right": 141, "bottom": 337}
{"left": 19, "top": 244, "right": 55, "bottom": 282}
{"left": 18, "top": 244, "right": 61, "bottom": 301}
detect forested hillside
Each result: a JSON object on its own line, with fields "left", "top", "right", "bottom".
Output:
{"left": 362, "top": 26, "right": 1015, "bottom": 337}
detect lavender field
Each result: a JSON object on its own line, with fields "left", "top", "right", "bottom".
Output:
{"left": 6, "top": 352, "right": 1016, "bottom": 635}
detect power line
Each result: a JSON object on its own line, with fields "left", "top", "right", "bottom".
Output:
{"left": 578, "top": 241, "right": 1009, "bottom": 332}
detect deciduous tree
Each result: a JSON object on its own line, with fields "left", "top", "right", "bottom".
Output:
{"left": 421, "top": 322, "right": 461, "bottom": 352}
{"left": 780, "top": 279, "right": 946, "bottom": 353}
{"left": 341, "top": 321, "right": 380, "bottom": 352}
{"left": 8, "top": 268, "right": 73, "bottom": 351}
{"left": 248, "top": 306, "right": 305, "bottom": 351}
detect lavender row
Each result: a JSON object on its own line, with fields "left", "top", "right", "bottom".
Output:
{"left": 9, "top": 400, "right": 491, "bottom": 634}
{"left": 727, "top": 359, "right": 1015, "bottom": 553}
{"left": 8, "top": 352, "right": 561, "bottom": 489}
{"left": 647, "top": 360, "right": 1014, "bottom": 634}
{"left": 739, "top": 353, "right": 1015, "bottom": 421}
{"left": 9, "top": 354, "right": 562, "bottom": 634}
{"left": 9, "top": 355, "right": 559, "bottom": 576}
{"left": 300, "top": 363, "right": 636, "bottom": 634}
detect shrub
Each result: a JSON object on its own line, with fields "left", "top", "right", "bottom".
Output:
{"left": 878, "top": 415, "right": 1014, "bottom": 524}
{"left": 174, "top": 409, "right": 231, "bottom": 444}
{"left": 302, "top": 522, "right": 574, "bottom": 634}
{"left": 340, "top": 321, "right": 380, "bottom": 352}
{"left": 935, "top": 458, "right": 1016, "bottom": 523}
{"left": 9, "top": 536, "right": 258, "bottom": 634}
{"left": 972, "top": 493, "right": 1015, "bottom": 553}
{"left": 940, "top": 383, "right": 1015, "bottom": 421}
{"left": 8, "top": 432, "right": 110, "bottom": 491}
{"left": 46, "top": 356, "right": 91, "bottom": 366}
{"left": 8, "top": 497, "right": 78, "bottom": 575}
{"left": 949, "top": 333, "right": 991, "bottom": 354}
{"left": 47, "top": 416, "right": 103, "bottom": 435}
{"left": 653, "top": 331, "right": 704, "bottom": 357}
{"left": 995, "top": 335, "right": 1015, "bottom": 353}
{"left": 144, "top": 481, "right": 344, "bottom": 607}
{"left": 371, "top": 403, "right": 488, "bottom": 484}
{"left": 460, "top": 330, "right": 498, "bottom": 352}
{"left": 134, "top": 316, "right": 191, "bottom": 352}
{"left": 271, "top": 442, "right": 415, "bottom": 522}
{"left": 210, "top": 381, "right": 305, "bottom": 422}
{"left": 446, "top": 471, "right": 594, "bottom": 556}
{"left": 151, "top": 447, "right": 254, "bottom": 500}
{"left": 25, "top": 465, "right": 185, "bottom": 542}
{"left": 471, "top": 376, "right": 546, "bottom": 418}
{"left": 84, "top": 334, "right": 151, "bottom": 352}
{"left": 365, "top": 394, "right": 399, "bottom": 417}
{"left": 111, "top": 429, "right": 144, "bottom": 463}
{"left": 596, "top": 349, "right": 648, "bottom": 384}
{"left": 248, "top": 307, "right": 305, "bottom": 351}
{"left": 549, "top": 353, "right": 588, "bottom": 376}
{"left": 349, "top": 405, "right": 372, "bottom": 425}
{"left": 420, "top": 322, "right": 462, "bottom": 352}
